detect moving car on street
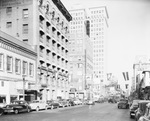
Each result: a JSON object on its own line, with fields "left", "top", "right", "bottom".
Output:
{"left": 29, "top": 100, "right": 49, "bottom": 111}
{"left": 135, "top": 100, "right": 150, "bottom": 121}
{"left": 117, "top": 99, "right": 129, "bottom": 109}
{"left": 3, "top": 100, "right": 31, "bottom": 114}
{"left": 129, "top": 99, "right": 141, "bottom": 118}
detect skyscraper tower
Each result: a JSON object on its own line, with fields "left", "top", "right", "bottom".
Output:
{"left": 89, "top": 6, "right": 109, "bottom": 97}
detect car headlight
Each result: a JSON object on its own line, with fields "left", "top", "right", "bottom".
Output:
{"left": 138, "top": 117, "right": 143, "bottom": 121}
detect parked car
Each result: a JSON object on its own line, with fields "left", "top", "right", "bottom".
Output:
{"left": 129, "top": 99, "right": 141, "bottom": 118}
{"left": 66, "top": 99, "right": 75, "bottom": 106}
{"left": 47, "top": 100, "right": 59, "bottom": 109}
{"left": 117, "top": 99, "right": 129, "bottom": 109}
{"left": 138, "top": 102, "right": 150, "bottom": 121}
{"left": 86, "top": 100, "right": 95, "bottom": 105}
{"left": 3, "top": 100, "right": 31, "bottom": 114}
{"left": 135, "top": 100, "right": 150, "bottom": 121}
{"left": 0, "top": 107, "right": 4, "bottom": 116}
{"left": 108, "top": 98, "right": 117, "bottom": 103}
{"left": 29, "top": 100, "right": 49, "bottom": 111}
{"left": 73, "top": 99, "right": 82, "bottom": 105}
{"left": 58, "top": 99, "right": 68, "bottom": 108}
{"left": 96, "top": 98, "right": 105, "bottom": 103}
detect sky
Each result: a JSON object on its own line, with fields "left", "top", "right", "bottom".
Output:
{"left": 61, "top": 0, "right": 150, "bottom": 83}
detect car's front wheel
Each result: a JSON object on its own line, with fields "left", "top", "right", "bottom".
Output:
{"left": 14, "top": 109, "right": 19, "bottom": 114}
{"left": 0, "top": 111, "right": 3, "bottom": 116}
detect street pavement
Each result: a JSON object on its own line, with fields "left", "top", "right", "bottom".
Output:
{"left": 0, "top": 103, "right": 135, "bottom": 121}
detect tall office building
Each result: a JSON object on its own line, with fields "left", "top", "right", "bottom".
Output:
{"left": 69, "top": 9, "right": 93, "bottom": 99}
{"left": 89, "top": 6, "right": 109, "bottom": 97}
{"left": 0, "top": 0, "right": 72, "bottom": 101}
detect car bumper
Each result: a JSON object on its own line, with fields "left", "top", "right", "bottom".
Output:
{"left": 130, "top": 112, "right": 135, "bottom": 116}
{"left": 4, "top": 109, "right": 14, "bottom": 113}
{"left": 118, "top": 105, "right": 127, "bottom": 108}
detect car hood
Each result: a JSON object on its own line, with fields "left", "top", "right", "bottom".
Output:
{"left": 4, "top": 104, "right": 21, "bottom": 109}
{"left": 130, "top": 105, "right": 138, "bottom": 110}
{"left": 118, "top": 102, "right": 127, "bottom": 104}
{"left": 6, "top": 104, "right": 19, "bottom": 106}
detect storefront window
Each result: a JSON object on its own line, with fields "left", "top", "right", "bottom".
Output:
{"left": 0, "top": 96, "right": 6, "bottom": 103}
{"left": 10, "top": 96, "right": 17, "bottom": 103}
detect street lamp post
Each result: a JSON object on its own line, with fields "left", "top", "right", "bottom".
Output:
{"left": 22, "top": 75, "right": 26, "bottom": 100}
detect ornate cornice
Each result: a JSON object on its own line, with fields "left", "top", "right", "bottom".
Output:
{"left": 52, "top": 0, "right": 72, "bottom": 21}
{"left": 0, "top": 31, "right": 37, "bottom": 59}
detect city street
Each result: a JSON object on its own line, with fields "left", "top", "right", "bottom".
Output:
{"left": 0, "top": 103, "right": 134, "bottom": 121}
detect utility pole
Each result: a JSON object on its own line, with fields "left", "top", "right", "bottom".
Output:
{"left": 22, "top": 75, "right": 26, "bottom": 100}
{"left": 85, "top": 49, "right": 87, "bottom": 90}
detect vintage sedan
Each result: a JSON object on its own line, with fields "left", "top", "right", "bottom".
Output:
{"left": 86, "top": 100, "right": 95, "bottom": 105}
{"left": 138, "top": 102, "right": 150, "bottom": 121}
{"left": 135, "top": 100, "right": 150, "bottom": 121}
{"left": 130, "top": 99, "right": 141, "bottom": 118}
{"left": 47, "top": 100, "right": 60, "bottom": 109}
{"left": 117, "top": 99, "right": 129, "bottom": 109}
{"left": 66, "top": 99, "right": 75, "bottom": 106}
{"left": 59, "top": 99, "right": 68, "bottom": 108}
{"left": 3, "top": 100, "right": 31, "bottom": 114}
{"left": 29, "top": 100, "right": 49, "bottom": 111}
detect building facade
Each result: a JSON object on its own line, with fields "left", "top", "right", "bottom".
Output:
{"left": 68, "top": 6, "right": 109, "bottom": 99}
{"left": 89, "top": 6, "right": 109, "bottom": 97}
{"left": 0, "top": 0, "right": 72, "bottom": 101}
{"left": 0, "top": 30, "right": 37, "bottom": 104}
{"left": 69, "top": 9, "right": 93, "bottom": 99}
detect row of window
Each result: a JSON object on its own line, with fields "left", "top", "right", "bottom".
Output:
{"left": 93, "top": 57, "right": 104, "bottom": 61}
{"left": 70, "top": 30, "right": 83, "bottom": 33}
{"left": 91, "top": 19, "right": 104, "bottom": 23}
{"left": 71, "top": 17, "right": 84, "bottom": 21}
{"left": 93, "top": 41, "right": 104, "bottom": 44}
{"left": 6, "top": 7, "right": 29, "bottom": 19}
{"left": 70, "top": 25, "right": 83, "bottom": 29}
{"left": 90, "top": 10, "right": 104, "bottom": 14}
{"left": 91, "top": 15, "right": 104, "bottom": 19}
{"left": 91, "top": 23, "right": 104, "bottom": 27}
{"left": 70, "top": 12, "right": 84, "bottom": 16}
{"left": 0, "top": 54, "right": 34, "bottom": 76}
{"left": 94, "top": 62, "right": 104, "bottom": 65}
{"left": 70, "top": 21, "right": 83, "bottom": 25}
{"left": 6, "top": 22, "right": 28, "bottom": 34}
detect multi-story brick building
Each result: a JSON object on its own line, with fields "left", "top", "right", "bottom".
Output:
{"left": 69, "top": 9, "right": 93, "bottom": 99}
{"left": 0, "top": 0, "right": 72, "bottom": 101}
{"left": 0, "top": 30, "right": 37, "bottom": 104}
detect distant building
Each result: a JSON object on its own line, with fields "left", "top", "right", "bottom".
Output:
{"left": 0, "top": 30, "right": 37, "bottom": 104}
{"left": 0, "top": 0, "right": 72, "bottom": 100}
{"left": 68, "top": 6, "right": 109, "bottom": 99}
{"left": 89, "top": 6, "right": 109, "bottom": 97}
{"left": 69, "top": 9, "right": 93, "bottom": 99}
